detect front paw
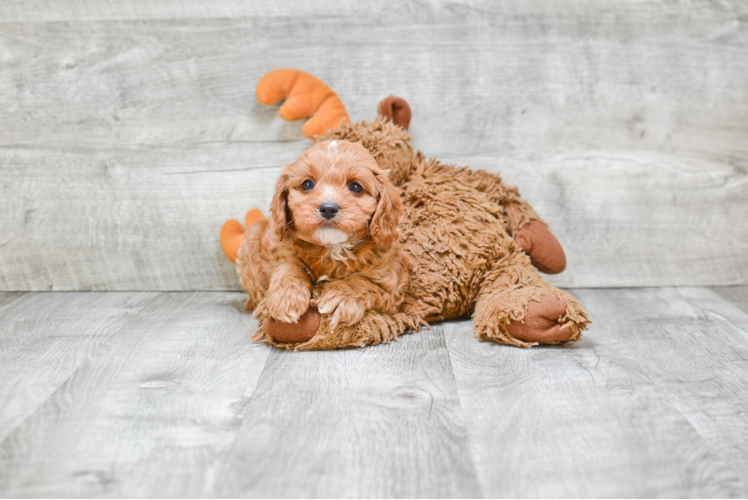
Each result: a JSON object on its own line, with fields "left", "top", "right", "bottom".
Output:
{"left": 265, "top": 285, "right": 311, "bottom": 324}
{"left": 317, "top": 285, "right": 366, "bottom": 327}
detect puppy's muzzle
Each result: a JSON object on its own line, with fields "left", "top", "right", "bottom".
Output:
{"left": 319, "top": 202, "right": 339, "bottom": 220}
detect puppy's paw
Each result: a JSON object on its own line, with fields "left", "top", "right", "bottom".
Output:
{"left": 330, "top": 299, "right": 367, "bottom": 327}
{"left": 265, "top": 283, "right": 311, "bottom": 324}
{"left": 317, "top": 284, "right": 367, "bottom": 327}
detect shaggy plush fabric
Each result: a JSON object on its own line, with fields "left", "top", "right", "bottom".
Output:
{"left": 247, "top": 111, "right": 589, "bottom": 350}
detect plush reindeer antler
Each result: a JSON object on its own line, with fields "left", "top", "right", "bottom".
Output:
{"left": 256, "top": 69, "right": 351, "bottom": 139}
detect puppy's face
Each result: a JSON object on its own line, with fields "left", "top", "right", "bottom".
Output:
{"left": 272, "top": 140, "right": 402, "bottom": 247}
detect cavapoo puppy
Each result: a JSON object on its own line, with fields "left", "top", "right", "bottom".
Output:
{"left": 236, "top": 139, "right": 408, "bottom": 329}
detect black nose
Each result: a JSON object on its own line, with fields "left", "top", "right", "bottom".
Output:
{"left": 319, "top": 202, "right": 339, "bottom": 220}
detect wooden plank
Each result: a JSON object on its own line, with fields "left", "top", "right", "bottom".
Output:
{"left": 710, "top": 286, "right": 748, "bottom": 317}
{"left": 0, "top": 0, "right": 404, "bottom": 22}
{"left": 573, "top": 287, "right": 748, "bottom": 495}
{"left": 0, "top": 292, "right": 26, "bottom": 309}
{"left": 1, "top": 287, "right": 747, "bottom": 496}
{"left": 0, "top": 291, "right": 269, "bottom": 498}
{"left": 0, "top": 292, "right": 156, "bottom": 443}
{"left": 0, "top": 144, "right": 293, "bottom": 291}
{"left": 444, "top": 287, "right": 748, "bottom": 497}
{"left": 216, "top": 324, "right": 481, "bottom": 498}
{"left": 2, "top": 6, "right": 747, "bottom": 290}
{"left": 3, "top": 11, "right": 747, "bottom": 152}
{"left": 1, "top": 144, "right": 746, "bottom": 290}
{"left": 3, "top": 0, "right": 747, "bottom": 22}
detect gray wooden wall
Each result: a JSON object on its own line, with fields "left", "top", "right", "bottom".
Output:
{"left": 2, "top": 1, "right": 747, "bottom": 291}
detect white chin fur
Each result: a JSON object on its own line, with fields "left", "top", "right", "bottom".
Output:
{"left": 314, "top": 227, "right": 349, "bottom": 246}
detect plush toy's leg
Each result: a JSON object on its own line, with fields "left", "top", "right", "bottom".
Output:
{"left": 253, "top": 297, "right": 426, "bottom": 350}
{"left": 438, "top": 167, "right": 567, "bottom": 274}
{"left": 513, "top": 221, "right": 567, "bottom": 274}
{"left": 473, "top": 245, "right": 589, "bottom": 347}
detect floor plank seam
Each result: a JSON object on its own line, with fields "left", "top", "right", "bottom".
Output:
{"left": 0, "top": 292, "right": 158, "bottom": 450}
{"left": 437, "top": 322, "right": 486, "bottom": 499}
{"left": 207, "top": 343, "right": 274, "bottom": 496}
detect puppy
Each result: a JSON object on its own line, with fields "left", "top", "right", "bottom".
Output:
{"left": 238, "top": 140, "right": 408, "bottom": 328}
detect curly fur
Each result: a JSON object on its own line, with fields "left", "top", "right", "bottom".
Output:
{"left": 238, "top": 140, "right": 409, "bottom": 329}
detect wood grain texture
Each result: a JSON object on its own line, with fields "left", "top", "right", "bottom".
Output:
{"left": 2, "top": 2, "right": 748, "bottom": 290}
{"left": 0, "top": 292, "right": 155, "bottom": 443}
{"left": 573, "top": 287, "right": 748, "bottom": 496}
{"left": 710, "top": 285, "right": 748, "bottom": 316}
{"left": 0, "top": 292, "right": 26, "bottom": 309}
{"left": 1, "top": 288, "right": 748, "bottom": 496}
{"left": 0, "top": 291, "right": 268, "bottom": 498}
{"left": 0, "top": 144, "right": 294, "bottom": 291}
{"left": 3, "top": 0, "right": 747, "bottom": 22}
{"left": 444, "top": 287, "right": 748, "bottom": 497}
{"left": 216, "top": 323, "right": 480, "bottom": 498}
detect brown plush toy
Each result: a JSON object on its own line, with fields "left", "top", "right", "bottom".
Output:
{"left": 221, "top": 69, "right": 589, "bottom": 350}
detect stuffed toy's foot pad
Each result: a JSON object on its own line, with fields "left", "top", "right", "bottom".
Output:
{"left": 507, "top": 295, "right": 573, "bottom": 343}
{"left": 263, "top": 307, "right": 321, "bottom": 344}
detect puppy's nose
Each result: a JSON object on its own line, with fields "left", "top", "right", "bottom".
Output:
{"left": 319, "top": 202, "right": 339, "bottom": 220}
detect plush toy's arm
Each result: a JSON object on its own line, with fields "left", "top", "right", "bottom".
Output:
{"left": 501, "top": 186, "right": 545, "bottom": 237}
{"left": 502, "top": 192, "right": 567, "bottom": 275}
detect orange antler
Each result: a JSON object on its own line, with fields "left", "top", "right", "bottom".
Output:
{"left": 256, "top": 69, "right": 351, "bottom": 139}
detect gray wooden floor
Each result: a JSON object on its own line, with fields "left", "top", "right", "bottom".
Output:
{"left": 1, "top": 287, "right": 747, "bottom": 498}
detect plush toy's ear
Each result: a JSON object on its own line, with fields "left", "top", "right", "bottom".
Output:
{"left": 271, "top": 171, "right": 293, "bottom": 240}
{"left": 369, "top": 169, "right": 404, "bottom": 246}
{"left": 256, "top": 69, "right": 351, "bottom": 139}
{"left": 378, "top": 96, "right": 411, "bottom": 130}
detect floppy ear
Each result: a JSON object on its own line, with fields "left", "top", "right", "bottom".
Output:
{"left": 369, "top": 170, "right": 404, "bottom": 246}
{"left": 271, "top": 171, "right": 293, "bottom": 240}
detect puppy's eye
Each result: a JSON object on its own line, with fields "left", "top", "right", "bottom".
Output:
{"left": 301, "top": 179, "right": 315, "bottom": 191}
{"left": 348, "top": 182, "right": 363, "bottom": 194}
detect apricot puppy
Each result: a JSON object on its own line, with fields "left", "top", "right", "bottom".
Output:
{"left": 238, "top": 140, "right": 408, "bottom": 329}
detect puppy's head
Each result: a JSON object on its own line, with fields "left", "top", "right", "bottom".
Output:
{"left": 272, "top": 140, "right": 403, "bottom": 247}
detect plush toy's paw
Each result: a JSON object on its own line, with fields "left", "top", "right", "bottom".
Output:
{"left": 506, "top": 295, "right": 574, "bottom": 343}
{"left": 263, "top": 307, "right": 320, "bottom": 344}
{"left": 265, "top": 284, "right": 311, "bottom": 324}
{"left": 514, "top": 222, "right": 567, "bottom": 274}
{"left": 317, "top": 284, "right": 367, "bottom": 327}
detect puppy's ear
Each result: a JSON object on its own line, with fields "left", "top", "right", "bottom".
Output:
{"left": 271, "top": 170, "right": 293, "bottom": 240}
{"left": 369, "top": 169, "right": 404, "bottom": 246}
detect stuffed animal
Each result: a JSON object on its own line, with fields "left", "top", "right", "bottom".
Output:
{"left": 221, "top": 69, "right": 589, "bottom": 350}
